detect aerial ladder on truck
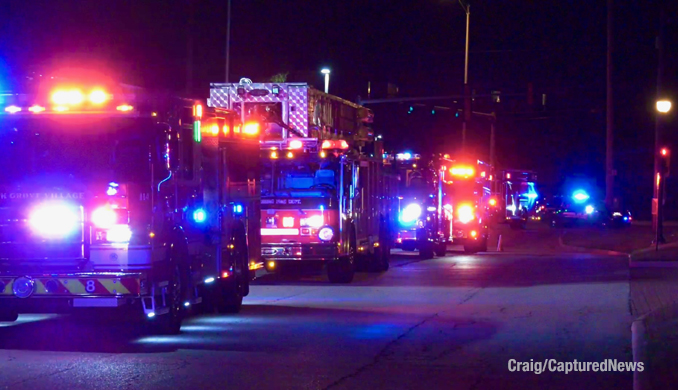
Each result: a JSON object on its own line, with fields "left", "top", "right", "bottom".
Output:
{"left": 207, "top": 79, "right": 395, "bottom": 282}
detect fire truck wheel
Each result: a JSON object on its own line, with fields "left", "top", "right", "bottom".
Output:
{"left": 0, "top": 310, "right": 18, "bottom": 322}
{"left": 435, "top": 242, "right": 448, "bottom": 257}
{"left": 419, "top": 243, "right": 435, "bottom": 259}
{"left": 152, "top": 264, "right": 185, "bottom": 335}
{"left": 327, "top": 259, "right": 355, "bottom": 283}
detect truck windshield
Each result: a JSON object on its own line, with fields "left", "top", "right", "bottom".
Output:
{"left": 262, "top": 156, "right": 339, "bottom": 196}
{"left": 0, "top": 116, "right": 152, "bottom": 184}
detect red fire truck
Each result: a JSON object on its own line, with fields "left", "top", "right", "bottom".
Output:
{"left": 387, "top": 152, "right": 448, "bottom": 258}
{"left": 208, "top": 80, "right": 393, "bottom": 283}
{"left": 439, "top": 157, "right": 492, "bottom": 253}
{"left": 0, "top": 71, "right": 260, "bottom": 333}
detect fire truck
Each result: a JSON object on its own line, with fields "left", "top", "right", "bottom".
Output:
{"left": 208, "top": 80, "right": 393, "bottom": 283}
{"left": 439, "top": 157, "right": 492, "bottom": 253}
{"left": 498, "top": 170, "right": 538, "bottom": 228}
{"left": 0, "top": 72, "right": 260, "bottom": 333}
{"left": 386, "top": 152, "right": 448, "bottom": 258}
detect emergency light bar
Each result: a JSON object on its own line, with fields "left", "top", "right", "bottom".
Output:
{"left": 2, "top": 85, "right": 137, "bottom": 116}
{"left": 321, "top": 140, "right": 349, "bottom": 150}
{"left": 450, "top": 167, "right": 475, "bottom": 176}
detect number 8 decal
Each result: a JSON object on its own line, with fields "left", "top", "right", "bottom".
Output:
{"left": 86, "top": 280, "right": 96, "bottom": 293}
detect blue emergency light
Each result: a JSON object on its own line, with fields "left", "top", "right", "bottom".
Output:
{"left": 233, "top": 204, "right": 243, "bottom": 214}
{"left": 193, "top": 208, "right": 207, "bottom": 223}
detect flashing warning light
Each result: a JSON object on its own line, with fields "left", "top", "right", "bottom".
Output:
{"left": 340, "top": 140, "right": 349, "bottom": 149}
{"left": 585, "top": 205, "right": 594, "bottom": 214}
{"left": 193, "top": 208, "right": 207, "bottom": 223}
{"left": 194, "top": 104, "right": 203, "bottom": 118}
{"left": 233, "top": 204, "right": 243, "bottom": 214}
{"left": 52, "top": 90, "right": 84, "bottom": 105}
{"left": 53, "top": 106, "right": 69, "bottom": 112}
{"left": 321, "top": 140, "right": 349, "bottom": 149}
{"left": 489, "top": 198, "right": 497, "bottom": 206}
{"left": 451, "top": 167, "right": 474, "bottom": 176}
{"left": 322, "top": 140, "right": 331, "bottom": 149}
{"left": 661, "top": 148, "right": 669, "bottom": 156}
{"left": 89, "top": 90, "right": 107, "bottom": 104}
{"left": 572, "top": 190, "right": 589, "bottom": 202}
{"left": 443, "top": 154, "right": 450, "bottom": 159}
{"left": 222, "top": 271, "right": 230, "bottom": 278}
{"left": 29, "top": 203, "right": 80, "bottom": 239}
{"left": 271, "top": 151, "right": 279, "bottom": 159}
{"left": 506, "top": 173, "right": 511, "bottom": 179}
{"left": 116, "top": 104, "right": 133, "bottom": 112}
{"left": 223, "top": 125, "right": 230, "bottom": 135}
{"left": 204, "top": 277, "right": 215, "bottom": 284}
{"left": 400, "top": 203, "right": 422, "bottom": 224}
{"left": 320, "top": 151, "right": 327, "bottom": 158}
{"left": 289, "top": 140, "right": 303, "bottom": 149}
{"left": 210, "top": 124, "right": 219, "bottom": 135}
{"left": 4, "top": 105, "right": 21, "bottom": 114}
{"left": 106, "top": 224, "right": 132, "bottom": 243}
{"left": 286, "top": 151, "right": 294, "bottom": 158}
{"left": 268, "top": 261, "right": 276, "bottom": 269}
{"left": 282, "top": 217, "right": 295, "bottom": 228}
{"left": 481, "top": 171, "right": 486, "bottom": 177}
{"left": 28, "top": 105, "right": 45, "bottom": 113}
{"left": 243, "top": 122, "right": 260, "bottom": 135}
{"left": 457, "top": 204, "right": 475, "bottom": 224}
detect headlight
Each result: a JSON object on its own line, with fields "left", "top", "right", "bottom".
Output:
{"left": 457, "top": 205, "right": 474, "bottom": 224}
{"left": 92, "top": 206, "right": 117, "bottom": 229}
{"left": 29, "top": 203, "right": 80, "bottom": 238}
{"left": 302, "top": 215, "right": 324, "bottom": 228}
{"left": 318, "top": 227, "right": 334, "bottom": 241}
{"left": 400, "top": 203, "right": 422, "bottom": 224}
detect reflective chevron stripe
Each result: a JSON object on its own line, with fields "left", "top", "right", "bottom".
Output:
{"left": 0, "top": 276, "right": 141, "bottom": 296}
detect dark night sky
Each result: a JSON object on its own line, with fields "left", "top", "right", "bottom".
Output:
{"left": 0, "top": 0, "right": 676, "bottom": 218}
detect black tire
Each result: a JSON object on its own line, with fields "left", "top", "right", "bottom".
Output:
{"left": 151, "top": 264, "right": 185, "bottom": 335}
{"left": 419, "top": 242, "right": 434, "bottom": 259}
{"left": 435, "top": 242, "right": 447, "bottom": 257}
{"left": 327, "top": 258, "right": 355, "bottom": 283}
{"left": 218, "top": 230, "right": 248, "bottom": 314}
{"left": 0, "top": 311, "right": 18, "bottom": 322}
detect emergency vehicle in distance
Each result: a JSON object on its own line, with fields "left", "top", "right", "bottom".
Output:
{"left": 498, "top": 170, "right": 538, "bottom": 229}
{"left": 0, "top": 71, "right": 261, "bottom": 333}
{"left": 438, "top": 156, "right": 492, "bottom": 253}
{"left": 386, "top": 152, "right": 448, "bottom": 258}
{"left": 208, "top": 79, "right": 394, "bottom": 283}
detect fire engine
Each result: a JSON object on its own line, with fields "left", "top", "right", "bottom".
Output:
{"left": 0, "top": 72, "right": 260, "bottom": 333}
{"left": 386, "top": 152, "right": 448, "bottom": 258}
{"left": 208, "top": 80, "right": 394, "bottom": 283}
{"left": 439, "top": 157, "right": 492, "bottom": 253}
{"left": 498, "top": 170, "right": 538, "bottom": 228}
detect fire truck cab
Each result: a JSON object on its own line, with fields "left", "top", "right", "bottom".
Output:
{"left": 0, "top": 72, "right": 260, "bottom": 333}
{"left": 208, "top": 80, "right": 393, "bottom": 283}
{"left": 388, "top": 152, "right": 448, "bottom": 258}
{"left": 440, "top": 157, "right": 492, "bottom": 253}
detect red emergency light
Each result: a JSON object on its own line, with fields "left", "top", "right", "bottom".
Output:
{"left": 321, "top": 140, "right": 349, "bottom": 150}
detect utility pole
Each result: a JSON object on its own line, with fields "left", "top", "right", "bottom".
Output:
{"left": 459, "top": 0, "right": 471, "bottom": 153}
{"left": 605, "top": 0, "right": 614, "bottom": 209}
{"left": 225, "top": 0, "right": 231, "bottom": 82}
{"left": 186, "top": 0, "right": 194, "bottom": 95}
{"left": 653, "top": 4, "right": 667, "bottom": 244}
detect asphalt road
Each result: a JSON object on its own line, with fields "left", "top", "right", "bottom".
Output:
{"left": 0, "top": 231, "right": 633, "bottom": 390}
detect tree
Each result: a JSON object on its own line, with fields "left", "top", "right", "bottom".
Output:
{"left": 270, "top": 72, "right": 288, "bottom": 83}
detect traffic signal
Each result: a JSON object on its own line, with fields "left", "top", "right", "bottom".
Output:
{"left": 408, "top": 106, "right": 414, "bottom": 114}
{"left": 660, "top": 147, "right": 670, "bottom": 176}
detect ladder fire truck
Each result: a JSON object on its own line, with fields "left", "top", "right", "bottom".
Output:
{"left": 0, "top": 71, "right": 260, "bottom": 333}
{"left": 208, "top": 80, "right": 394, "bottom": 283}
{"left": 438, "top": 156, "right": 492, "bottom": 253}
{"left": 386, "top": 152, "right": 448, "bottom": 258}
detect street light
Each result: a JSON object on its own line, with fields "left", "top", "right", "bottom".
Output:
{"left": 321, "top": 68, "right": 330, "bottom": 94}
{"left": 657, "top": 100, "right": 672, "bottom": 113}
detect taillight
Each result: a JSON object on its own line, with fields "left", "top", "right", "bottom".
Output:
{"left": 91, "top": 206, "right": 131, "bottom": 243}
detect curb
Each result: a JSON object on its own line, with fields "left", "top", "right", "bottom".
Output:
{"left": 557, "top": 235, "right": 627, "bottom": 257}
{"left": 628, "top": 242, "right": 678, "bottom": 267}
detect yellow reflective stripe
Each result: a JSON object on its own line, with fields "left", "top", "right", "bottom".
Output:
{"left": 60, "top": 279, "right": 86, "bottom": 294}
{"left": 34, "top": 280, "right": 47, "bottom": 294}
{"left": 98, "top": 279, "right": 130, "bottom": 295}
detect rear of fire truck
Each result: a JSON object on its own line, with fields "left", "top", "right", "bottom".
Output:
{"left": 390, "top": 152, "right": 447, "bottom": 259}
{"left": 208, "top": 80, "right": 390, "bottom": 283}
{"left": 0, "top": 72, "right": 257, "bottom": 333}
{"left": 441, "top": 159, "right": 491, "bottom": 253}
